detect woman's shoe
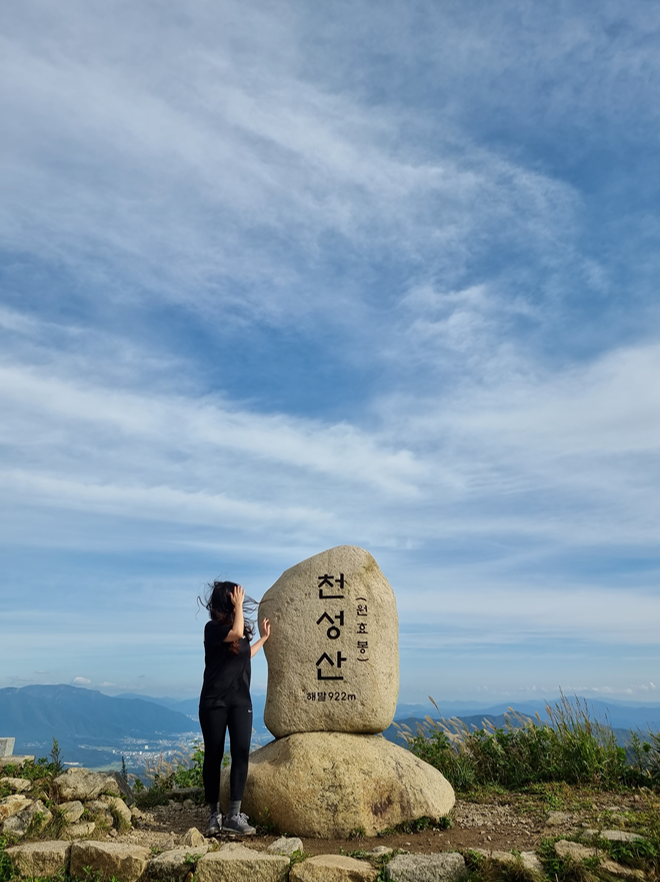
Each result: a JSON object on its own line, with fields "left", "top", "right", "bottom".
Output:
{"left": 222, "top": 812, "right": 256, "bottom": 835}
{"left": 205, "top": 811, "right": 222, "bottom": 837}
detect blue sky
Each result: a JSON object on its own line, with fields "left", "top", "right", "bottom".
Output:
{"left": 2, "top": 0, "right": 660, "bottom": 706}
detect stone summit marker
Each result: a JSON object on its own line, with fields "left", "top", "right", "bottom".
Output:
{"left": 259, "top": 545, "right": 399, "bottom": 738}
{"left": 221, "top": 545, "right": 455, "bottom": 838}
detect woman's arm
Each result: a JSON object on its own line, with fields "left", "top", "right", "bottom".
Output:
{"left": 250, "top": 618, "right": 271, "bottom": 658}
{"left": 223, "top": 585, "right": 245, "bottom": 643}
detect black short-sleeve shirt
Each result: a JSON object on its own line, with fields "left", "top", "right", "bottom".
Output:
{"left": 199, "top": 621, "right": 252, "bottom": 709}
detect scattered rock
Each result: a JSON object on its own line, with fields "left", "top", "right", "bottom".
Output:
{"left": 224, "top": 731, "right": 454, "bottom": 838}
{"left": 70, "top": 840, "right": 150, "bottom": 882}
{"left": 365, "top": 846, "right": 392, "bottom": 856}
{"left": 0, "top": 794, "right": 31, "bottom": 823}
{"left": 147, "top": 846, "right": 209, "bottom": 881}
{"left": 267, "top": 836, "right": 304, "bottom": 856}
{"left": 54, "top": 768, "right": 120, "bottom": 802}
{"left": 3, "top": 799, "right": 52, "bottom": 838}
{"left": 545, "top": 810, "right": 572, "bottom": 827}
{"left": 101, "top": 794, "right": 133, "bottom": 827}
{"left": 583, "top": 828, "right": 646, "bottom": 843}
{"left": 554, "top": 841, "right": 644, "bottom": 880}
{"left": 59, "top": 800, "right": 85, "bottom": 823}
{"left": 0, "top": 756, "right": 34, "bottom": 770}
{"left": 384, "top": 852, "right": 467, "bottom": 881}
{"left": 68, "top": 821, "right": 96, "bottom": 838}
{"left": 290, "top": 853, "right": 378, "bottom": 882}
{"left": 554, "top": 840, "right": 596, "bottom": 860}
{"left": 0, "top": 777, "right": 31, "bottom": 793}
{"left": 196, "top": 842, "right": 290, "bottom": 882}
{"left": 181, "top": 827, "right": 206, "bottom": 847}
{"left": 5, "top": 840, "right": 71, "bottom": 878}
{"left": 107, "top": 771, "right": 136, "bottom": 805}
{"left": 470, "top": 848, "right": 542, "bottom": 875}
{"left": 260, "top": 545, "right": 399, "bottom": 737}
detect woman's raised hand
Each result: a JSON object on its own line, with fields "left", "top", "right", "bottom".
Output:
{"left": 230, "top": 585, "right": 245, "bottom": 607}
{"left": 261, "top": 618, "right": 271, "bottom": 640}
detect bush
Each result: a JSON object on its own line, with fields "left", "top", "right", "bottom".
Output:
{"left": 403, "top": 693, "right": 640, "bottom": 792}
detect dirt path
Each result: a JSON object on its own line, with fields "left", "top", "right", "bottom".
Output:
{"left": 118, "top": 789, "right": 651, "bottom": 856}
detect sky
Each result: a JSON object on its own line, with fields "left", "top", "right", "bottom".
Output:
{"left": 1, "top": 0, "right": 660, "bottom": 707}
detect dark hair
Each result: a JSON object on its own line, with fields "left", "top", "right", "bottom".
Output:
{"left": 201, "top": 580, "right": 256, "bottom": 653}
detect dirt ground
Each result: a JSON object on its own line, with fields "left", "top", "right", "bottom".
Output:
{"left": 119, "top": 788, "right": 653, "bottom": 857}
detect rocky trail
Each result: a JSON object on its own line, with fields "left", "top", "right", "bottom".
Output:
{"left": 126, "top": 788, "right": 651, "bottom": 857}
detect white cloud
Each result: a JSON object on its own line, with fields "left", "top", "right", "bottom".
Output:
{"left": 72, "top": 676, "right": 91, "bottom": 686}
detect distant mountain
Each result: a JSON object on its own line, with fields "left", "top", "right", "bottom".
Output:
{"left": 113, "top": 692, "right": 269, "bottom": 733}
{"left": 0, "top": 685, "right": 197, "bottom": 753}
{"left": 392, "top": 698, "right": 660, "bottom": 732}
{"left": 114, "top": 694, "right": 201, "bottom": 718}
{"left": 384, "top": 698, "right": 660, "bottom": 746}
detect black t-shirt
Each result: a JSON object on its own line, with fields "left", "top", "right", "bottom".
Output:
{"left": 199, "top": 620, "right": 252, "bottom": 709}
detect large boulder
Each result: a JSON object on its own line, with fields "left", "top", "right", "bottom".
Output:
{"left": 259, "top": 546, "right": 399, "bottom": 738}
{"left": 221, "top": 732, "right": 455, "bottom": 838}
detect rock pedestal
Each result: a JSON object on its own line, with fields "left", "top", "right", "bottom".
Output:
{"left": 222, "top": 731, "right": 455, "bottom": 838}
{"left": 226, "top": 546, "right": 454, "bottom": 838}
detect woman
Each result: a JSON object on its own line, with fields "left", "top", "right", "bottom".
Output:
{"left": 198, "top": 581, "right": 270, "bottom": 836}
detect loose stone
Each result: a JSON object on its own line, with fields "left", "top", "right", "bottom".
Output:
{"left": 289, "top": 853, "right": 378, "bottom": 882}
{"left": 266, "top": 836, "right": 304, "bottom": 856}
{"left": 196, "top": 842, "right": 290, "bottom": 882}
{"left": 70, "top": 840, "right": 150, "bottom": 882}
{"left": 384, "top": 853, "right": 467, "bottom": 881}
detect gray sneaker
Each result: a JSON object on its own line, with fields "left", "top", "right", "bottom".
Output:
{"left": 205, "top": 811, "right": 222, "bottom": 837}
{"left": 222, "top": 812, "right": 256, "bottom": 835}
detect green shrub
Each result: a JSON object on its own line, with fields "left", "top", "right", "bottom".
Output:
{"left": 0, "top": 835, "right": 13, "bottom": 882}
{"left": 404, "top": 694, "right": 640, "bottom": 792}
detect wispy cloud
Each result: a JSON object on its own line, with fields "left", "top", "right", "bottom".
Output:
{"left": 1, "top": 0, "right": 659, "bottom": 699}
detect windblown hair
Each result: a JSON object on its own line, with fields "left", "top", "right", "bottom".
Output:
{"left": 201, "top": 580, "right": 256, "bottom": 654}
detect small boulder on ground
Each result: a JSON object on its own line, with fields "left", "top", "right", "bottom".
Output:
{"left": 0, "top": 777, "right": 31, "bottom": 793}
{"left": 583, "top": 829, "right": 647, "bottom": 843}
{"left": 196, "top": 842, "right": 290, "bottom": 882}
{"left": 470, "top": 848, "right": 542, "bottom": 875}
{"left": 147, "top": 846, "right": 209, "bottom": 881}
{"left": 100, "top": 794, "right": 132, "bottom": 827}
{"left": 384, "top": 853, "right": 467, "bottom": 882}
{"left": 554, "top": 841, "right": 645, "bottom": 880}
{"left": 181, "top": 826, "right": 206, "bottom": 847}
{"left": 267, "top": 836, "right": 304, "bottom": 856}
{"left": 290, "top": 854, "right": 378, "bottom": 882}
{"left": 59, "top": 800, "right": 85, "bottom": 823}
{"left": 70, "top": 840, "right": 150, "bottom": 882}
{"left": 5, "top": 840, "right": 71, "bottom": 878}
{"left": 68, "top": 821, "right": 96, "bottom": 838}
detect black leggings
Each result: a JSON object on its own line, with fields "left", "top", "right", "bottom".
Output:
{"left": 199, "top": 704, "right": 252, "bottom": 806}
